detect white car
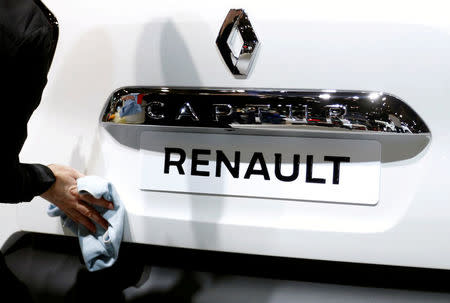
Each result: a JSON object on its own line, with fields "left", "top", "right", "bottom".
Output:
{"left": 3, "top": 0, "right": 448, "bottom": 275}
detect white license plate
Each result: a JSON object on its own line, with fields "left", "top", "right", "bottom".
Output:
{"left": 140, "top": 132, "right": 380, "bottom": 205}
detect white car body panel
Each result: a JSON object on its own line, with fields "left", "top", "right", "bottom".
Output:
{"left": 4, "top": 0, "right": 450, "bottom": 270}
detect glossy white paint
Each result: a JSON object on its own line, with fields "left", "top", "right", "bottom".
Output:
{"left": 5, "top": 0, "right": 450, "bottom": 269}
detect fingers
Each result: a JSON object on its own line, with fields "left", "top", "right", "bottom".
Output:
{"left": 72, "top": 169, "right": 84, "bottom": 179}
{"left": 44, "top": 165, "right": 110, "bottom": 234}
{"left": 65, "top": 208, "right": 97, "bottom": 234}
{"left": 76, "top": 200, "right": 110, "bottom": 231}
{"left": 79, "top": 193, "right": 114, "bottom": 210}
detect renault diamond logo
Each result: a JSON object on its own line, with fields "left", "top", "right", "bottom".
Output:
{"left": 216, "top": 9, "right": 259, "bottom": 78}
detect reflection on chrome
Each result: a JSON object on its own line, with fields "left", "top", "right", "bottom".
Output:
{"left": 216, "top": 9, "right": 259, "bottom": 77}
{"left": 102, "top": 87, "right": 430, "bottom": 134}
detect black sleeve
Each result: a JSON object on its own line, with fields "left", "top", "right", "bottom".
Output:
{"left": 0, "top": 1, "right": 58, "bottom": 203}
{"left": 3, "top": 161, "right": 56, "bottom": 203}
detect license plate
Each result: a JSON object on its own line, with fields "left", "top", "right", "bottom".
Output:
{"left": 140, "top": 132, "right": 380, "bottom": 205}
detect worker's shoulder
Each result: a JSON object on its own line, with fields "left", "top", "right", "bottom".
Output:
{"left": 0, "top": 0, "right": 51, "bottom": 47}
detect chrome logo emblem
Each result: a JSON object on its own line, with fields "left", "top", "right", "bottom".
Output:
{"left": 216, "top": 9, "right": 260, "bottom": 78}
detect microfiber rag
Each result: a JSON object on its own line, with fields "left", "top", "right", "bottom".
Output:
{"left": 47, "top": 176, "right": 125, "bottom": 272}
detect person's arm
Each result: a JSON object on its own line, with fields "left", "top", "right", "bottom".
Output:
{"left": 2, "top": 20, "right": 57, "bottom": 203}
{"left": 2, "top": 158, "right": 56, "bottom": 203}
{"left": 0, "top": 1, "right": 112, "bottom": 233}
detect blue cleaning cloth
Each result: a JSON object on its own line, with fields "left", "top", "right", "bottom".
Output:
{"left": 119, "top": 94, "right": 142, "bottom": 117}
{"left": 47, "top": 176, "right": 125, "bottom": 272}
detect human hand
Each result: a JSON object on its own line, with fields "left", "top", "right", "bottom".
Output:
{"left": 40, "top": 164, "right": 114, "bottom": 233}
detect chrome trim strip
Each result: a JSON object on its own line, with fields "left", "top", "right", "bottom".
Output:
{"left": 101, "top": 87, "right": 430, "bottom": 134}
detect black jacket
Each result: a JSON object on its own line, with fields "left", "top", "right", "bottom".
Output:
{"left": 0, "top": 0, "right": 57, "bottom": 202}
